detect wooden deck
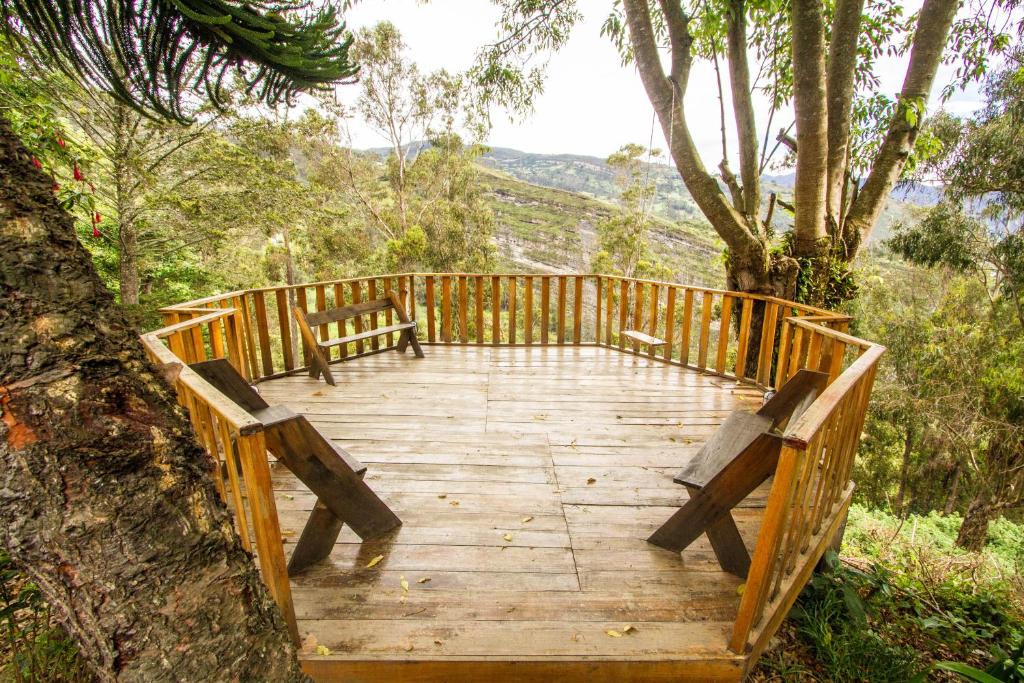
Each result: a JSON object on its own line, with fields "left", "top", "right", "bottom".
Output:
{"left": 259, "top": 345, "right": 767, "bottom": 681}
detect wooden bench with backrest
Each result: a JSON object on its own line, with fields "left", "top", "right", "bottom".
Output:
{"left": 294, "top": 292, "right": 423, "bottom": 386}
{"left": 647, "top": 369, "right": 829, "bottom": 577}
{"left": 189, "top": 358, "right": 402, "bottom": 575}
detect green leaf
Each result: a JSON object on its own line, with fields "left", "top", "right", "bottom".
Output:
{"left": 934, "top": 661, "right": 1004, "bottom": 683}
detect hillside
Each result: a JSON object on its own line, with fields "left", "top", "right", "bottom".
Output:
{"left": 480, "top": 147, "right": 932, "bottom": 245}
{"left": 480, "top": 167, "right": 725, "bottom": 287}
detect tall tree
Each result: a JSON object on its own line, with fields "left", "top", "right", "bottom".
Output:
{"left": 0, "top": 1, "right": 357, "bottom": 679}
{"left": 472, "top": 0, "right": 1016, "bottom": 306}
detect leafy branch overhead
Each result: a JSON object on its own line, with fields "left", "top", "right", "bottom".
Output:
{"left": 0, "top": 0, "right": 359, "bottom": 121}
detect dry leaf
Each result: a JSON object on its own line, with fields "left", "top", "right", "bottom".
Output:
{"left": 605, "top": 629, "right": 623, "bottom": 638}
{"left": 521, "top": 516, "right": 533, "bottom": 523}
{"left": 283, "top": 494, "right": 294, "bottom": 500}
{"left": 311, "top": 391, "right": 324, "bottom": 397}
{"left": 533, "top": 414, "right": 547, "bottom": 420}
{"left": 401, "top": 577, "right": 409, "bottom": 592}
{"left": 449, "top": 500, "right": 460, "bottom": 507}
{"left": 587, "top": 477, "right": 597, "bottom": 485}
{"left": 438, "top": 494, "right": 447, "bottom": 499}
{"left": 569, "top": 439, "right": 578, "bottom": 450}
{"left": 503, "top": 533, "right": 513, "bottom": 542}
{"left": 366, "top": 554, "right": 384, "bottom": 568}
{"left": 417, "top": 577, "right": 431, "bottom": 584}
{"left": 434, "top": 639, "right": 443, "bottom": 646}
{"left": 506, "top": 606, "right": 516, "bottom": 613}
{"left": 622, "top": 624, "right": 637, "bottom": 634}
{"left": 404, "top": 643, "right": 414, "bottom": 652}
{"left": 314, "top": 645, "right": 332, "bottom": 656}
{"left": 737, "top": 583, "right": 746, "bottom": 596}
{"left": 570, "top": 633, "right": 580, "bottom": 642}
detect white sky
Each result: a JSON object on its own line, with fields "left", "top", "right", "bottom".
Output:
{"left": 338, "top": 0, "right": 985, "bottom": 164}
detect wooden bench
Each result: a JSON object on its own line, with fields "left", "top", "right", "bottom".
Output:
{"left": 294, "top": 292, "right": 423, "bottom": 386}
{"left": 190, "top": 359, "right": 402, "bottom": 575}
{"left": 622, "top": 329, "right": 666, "bottom": 352}
{"left": 647, "top": 369, "right": 828, "bottom": 577}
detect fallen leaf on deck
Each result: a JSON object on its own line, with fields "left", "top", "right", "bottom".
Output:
{"left": 438, "top": 494, "right": 447, "bottom": 499}
{"left": 417, "top": 577, "right": 431, "bottom": 584}
{"left": 569, "top": 440, "right": 578, "bottom": 450}
{"left": 401, "top": 577, "right": 409, "bottom": 592}
{"left": 737, "top": 583, "right": 746, "bottom": 596}
{"left": 605, "top": 629, "right": 623, "bottom": 638}
{"left": 283, "top": 494, "right": 294, "bottom": 500}
{"left": 366, "top": 554, "right": 384, "bottom": 568}
{"left": 311, "top": 391, "right": 324, "bottom": 397}
{"left": 450, "top": 500, "right": 460, "bottom": 506}
{"left": 434, "top": 639, "right": 443, "bottom": 646}
{"left": 503, "top": 533, "right": 513, "bottom": 542}
{"left": 622, "top": 624, "right": 637, "bottom": 634}
{"left": 570, "top": 633, "right": 580, "bottom": 642}
{"left": 533, "top": 414, "right": 547, "bottom": 420}
{"left": 315, "top": 645, "right": 332, "bottom": 656}
{"left": 587, "top": 477, "right": 597, "bottom": 485}
{"left": 506, "top": 606, "right": 516, "bottom": 613}
{"left": 521, "top": 516, "right": 533, "bottom": 523}
{"left": 404, "top": 643, "right": 414, "bottom": 652}
{"left": 299, "top": 634, "right": 318, "bottom": 654}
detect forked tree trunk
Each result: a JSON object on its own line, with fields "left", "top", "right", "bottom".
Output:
{"left": 0, "top": 119, "right": 307, "bottom": 681}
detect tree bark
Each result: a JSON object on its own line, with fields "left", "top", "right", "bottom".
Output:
{"left": 895, "top": 424, "right": 915, "bottom": 513}
{"left": 956, "top": 489, "right": 997, "bottom": 552}
{"left": 824, "top": 0, "right": 865, "bottom": 225}
{"left": 118, "top": 216, "right": 141, "bottom": 307}
{"left": 724, "top": 0, "right": 761, "bottom": 222}
{"left": 790, "top": 0, "right": 830, "bottom": 257}
{"left": 0, "top": 118, "right": 308, "bottom": 681}
{"left": 944, "top": 462, "right": 961, "bottom": 515}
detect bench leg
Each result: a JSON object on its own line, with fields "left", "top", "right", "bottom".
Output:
{"left": 686, "top": 485, "right": 750, "bottom": 577}
{"left": 406, "top": 329, "right": 424, "bottom": 358}
{"left": 288, "top": 499, "right": 344, "bottom": 576}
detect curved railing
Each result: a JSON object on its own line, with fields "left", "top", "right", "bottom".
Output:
{"left": 140, "top": 273, "right": 883, "bottom": 657}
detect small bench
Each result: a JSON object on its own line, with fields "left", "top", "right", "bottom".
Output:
{"left": 622, "top": 329, "right": 666, "bottom": 352}
{"left": 647, "top": 369, "right": 828, "bottom": 577}
{"left": 294, "top": 292, "right": 423, "bottom": 386}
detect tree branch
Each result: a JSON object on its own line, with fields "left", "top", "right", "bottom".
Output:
{"left": 843, "top": 0, "right": 959, "bottom": 256}
{"left": 725, "top": 0, "right": 761, "bottom": 223}
{"left": 825, "top": 0, "right": 864, "bottom": 229}
{"left": 623, "top": 0, "right": 757, "bottom": 253}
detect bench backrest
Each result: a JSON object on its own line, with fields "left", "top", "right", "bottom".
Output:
{"left": 301, "top": 297, "right": 395, "bottom": 328}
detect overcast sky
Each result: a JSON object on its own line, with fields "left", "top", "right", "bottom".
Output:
{"left": 339, "top": 1, "right": 985, "bottom": 165}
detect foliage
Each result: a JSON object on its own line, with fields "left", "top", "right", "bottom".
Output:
{"left": 590, "top": 143, "right": 672, "bottom": 280}
{"left": 0, "top": 0, "right": 358, "bottom": 121}
{"left": 752, "top": 535, "right": 1024, "bottom": 683}
{"left": 0, "top": 552, "right": 92, "bottom": 683}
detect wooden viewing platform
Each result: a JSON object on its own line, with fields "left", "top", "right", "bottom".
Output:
{"left": 139, "top": 273, "right": 884, "bottom": 681}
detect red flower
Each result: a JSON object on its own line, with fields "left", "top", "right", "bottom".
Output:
{"left": 31, "top": 157, "right": 42, "bottom": 169}
{"left": 92, "top": 225, "right": 101, "bottom": 238}
{"left": 93, "top": 212, "right": 101, "bottom": 224}
{"left": 73, "top": 165, "right": 84, "bottom": 181}
{"left": 52, "top": 183, "right": 60, "bottom": 193}
{"left": 56, "top": 134, "right": 66, "bottom": 148}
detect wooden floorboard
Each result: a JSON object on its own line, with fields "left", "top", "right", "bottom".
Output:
{"left": 257, "top": 346, "right": 763, "bottom": 681}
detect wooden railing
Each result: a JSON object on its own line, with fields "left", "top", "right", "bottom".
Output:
{"left": 142, "top": 273, "right": 883, "bottom": 656}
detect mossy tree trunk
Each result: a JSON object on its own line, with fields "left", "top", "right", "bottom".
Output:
{"left": 0, "top": 118, "right": 308, "bottom": 681}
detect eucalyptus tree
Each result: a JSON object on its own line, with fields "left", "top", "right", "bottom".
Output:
{"left": 0, "top": 2, "right": 357, "bottom": 679}
{"left": 471, "top": 0, "right": 1019, "bottom": 307}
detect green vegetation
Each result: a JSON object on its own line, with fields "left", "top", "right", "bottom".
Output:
{"left": 752, "top": 508, "right": 1024, "bottom": 682}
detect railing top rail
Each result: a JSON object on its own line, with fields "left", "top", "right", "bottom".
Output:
{"left": 152, "top": 309, "right": 235, "bottom": 338}
{"left": 782, "top": 344, "right": 885, "bottom": 449}
{"left": 140, "top": 330, "right": 264, "bottom": 435}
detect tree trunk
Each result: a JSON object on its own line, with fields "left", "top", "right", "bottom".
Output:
{"left": 0, "top": 119, "right": 307, "bottom": 681}
{"left": 118, "top": 217, "right": 140, "bottom": 307}
{"left": 944, "top": 462, "right": 961, "bottom": 515}
{"left": 956, "top": 489, "right": 997, "bottom": 552}
{"left": 895, "top": 425, "right": 915, "bottom": 513}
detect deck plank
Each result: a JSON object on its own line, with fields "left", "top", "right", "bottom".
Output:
{"left": 257, "top": 346, "right": 763, "bottom": 679}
